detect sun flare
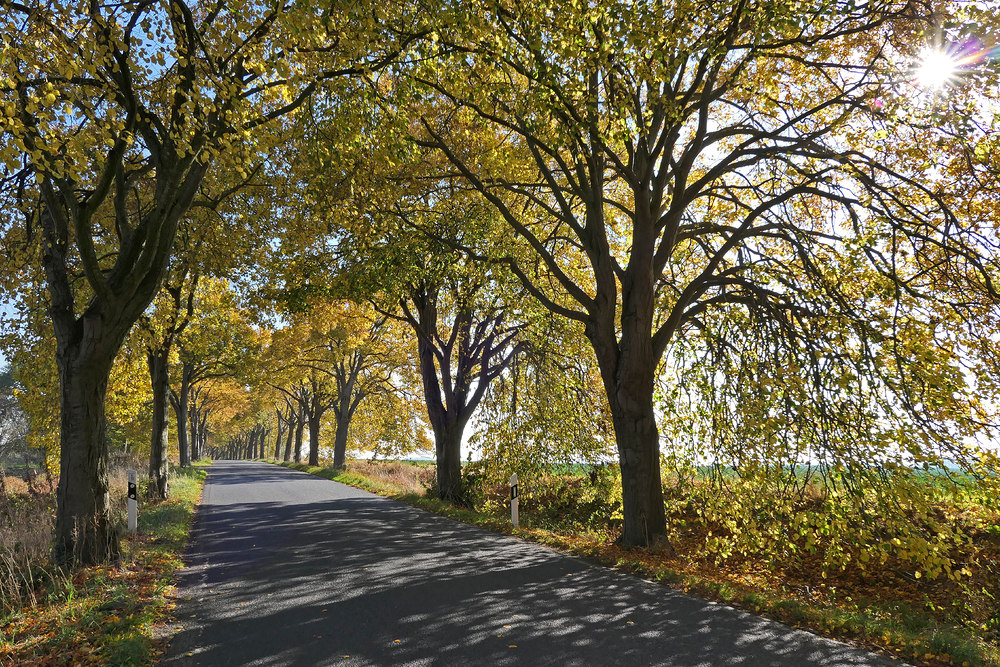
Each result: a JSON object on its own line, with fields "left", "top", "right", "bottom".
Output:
{"left": 915, "top": 49, "right": 959, "bottom": 89}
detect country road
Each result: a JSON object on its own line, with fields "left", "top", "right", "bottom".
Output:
{"left": 162, "top": 460, "right": 901, "bottom": 666}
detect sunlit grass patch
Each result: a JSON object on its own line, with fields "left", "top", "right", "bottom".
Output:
{"left": 279, "top": 460, "right": 434, "bottom": 497}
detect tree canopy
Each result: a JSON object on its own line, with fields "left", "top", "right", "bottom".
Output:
{"left": 0, "top": 0, "right": 997, "bottom": 563}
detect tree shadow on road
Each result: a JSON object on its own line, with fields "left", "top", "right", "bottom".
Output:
{"left": 162, "top": 464, "right": 900, "bottom": 667}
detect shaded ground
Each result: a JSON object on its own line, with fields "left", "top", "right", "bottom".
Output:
{"left": 162, "top": 460, "right": 902, "bottom": 666}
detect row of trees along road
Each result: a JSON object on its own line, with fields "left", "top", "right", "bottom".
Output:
{"left": 260, "top": 300, "right": 419, "bottom": 469}
{"left": 0, "top": 0, "right": 998, "bottom": 565}
{"left": 270, "top": 0, "right": 1000, "bottom": 547}
{"left": 0, "top": 0, "right": 426, "bottom": 565}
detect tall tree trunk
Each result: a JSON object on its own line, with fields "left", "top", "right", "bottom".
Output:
{"left": 39, "top": 156, "right": 208, "bottom": 566}
{"left": 589, "top": 260, "right": 668, "bottom": 547}
{"left": 199, "top": 411, "right": 208, "bottom": 457}
{"left": 411, "top": 291, "right": 473, "bottom": 504}
{"left": 332, "top": 414, "right": 350, "bottom": 469}
{"left": 307, "top": 409, "right": 321, "bottom": 466}
{"left": 274, "top": 414, "right": 284, "bottom": 459}
{"left": 434, "top": 421, "right": 463, "bottom": 503}
{"left": 53, "top": 336, "right": 121, "bottom": 566}
{"left": 293, "top": 409, "right": 304, "bottom": 463}
{"left": 331, "top": 384, "right": 363, "bottom": 469}
{"left": 146, "top": 348, "right": 170, "bottom": 498}
{"left": 283, "top": 415, "right": 294, "bottom": 462}
{"left": 188, "top": 407, "right": 201, "bottom": 456}
{"left": 188, "top": 405, "right": 199, "bottom": 461}
{"left": 172, "top": 368, "right": 192, "bottom": 467}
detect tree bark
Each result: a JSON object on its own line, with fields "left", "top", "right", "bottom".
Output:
{"left": 172, "top": 364, "right": 193, "bottom": 467}
{"left": 293, "top": 407, "right": 305, "bottom": 463}
{"left": 198, "top": 412, "right": 207, "bottom": 457}
{"left": 587, "top": 228, "right": 668, "bottom": 547}
{"left": 416, "top": 330, "right": 473, "bottom": 503}
{"left": 52, "top": 329, "right": 122, "bottom": 566}
{"left": 307, "top": 408, "right": 322, "bottom": 467}
{"left": 188, "top": 404, "right": 199, "bottom": 461}
{"left": 434, "top": 422, "right": 463, "bottom": 502}
{"left": 605, "top": 365, "right": 667, "bottom": 547}
{"left": 146, "top": 348, "right": 170, "bottom": 498}
{"left": 283, "top": 411, "right": 295, "bottom": 462}
{"left": 274, "top": 413, "right": 284, "bottom": 459}
{"left": 331, "top": 373, "right": 363, "bottom": 469}
{"left": 332, "top": 415, "right": 349, "bottom": 469}
{"left": 406, "top": 288, "right": 491, "bottom": 504}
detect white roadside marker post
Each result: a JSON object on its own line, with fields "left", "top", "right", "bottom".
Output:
{"left": 510, "top": 473, "right": 519, "bottom": 529}
{"left": 127, "top": 470, "right": 138, "bottom": 533}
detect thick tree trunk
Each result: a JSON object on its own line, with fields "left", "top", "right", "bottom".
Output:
{"left": 147, "top": 348, "right": 170, "bottom": 498}
{"left": 38, "top": 146, "right": 208, "bottom": 567}
{"left": 332, "top": 415, "right": 350, "bottom": 469}
{"left": 411, "top": 291, "right": 472, "bottom": 504}
{"left": 589, "top": 249, "right": 668, "bottom": 547}
{"left": 434, "top": 423, "right": 463, "bottom": 503}
{"left": 293, "top": 409, "right": 305, "bottom": 463}
{"left": 172, "top": 371, "right": 192, "bottom": 467}
{"left": 307, "top": 411, "right": 321, "bottom": 466}
{"left": 283, "top": 417, "right": 294, "bottom": 462}
{"left": 274, "top": 417, "right": 284, "bottom": 459}
{"left": 332, "top": 385, "right": 362, "bottom": 470}
{"left": 53, "top": 339, "right": 121, "bottom": 566}
{"left": 608, "top": 378, "right": 667, "bottom": 547}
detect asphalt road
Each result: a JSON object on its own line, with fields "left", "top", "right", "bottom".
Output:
{"left": 162, "top": 460, "right": 901, "bottom": 666}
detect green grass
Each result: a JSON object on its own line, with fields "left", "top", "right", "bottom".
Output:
{"left": 280, "top": 462, "right": 391, "bottom": 492}
{"left": 1, "top": 464, "right": 208, "bottom": 665}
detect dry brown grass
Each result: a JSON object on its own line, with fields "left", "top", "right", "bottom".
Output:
{"left": 346, "top": 460, "right": 435, "bottom": 495}
{"left": 0, "top": 457, "right": 140, "bottom": 615}
{"left": 0, "top": 472, "right": 57, "bottom": 612}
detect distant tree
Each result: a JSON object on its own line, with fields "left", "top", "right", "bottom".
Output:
{"left": 275, "top": 88, "right": 532, "bottom": 501}
{"left": 0, "top": 365, "right": 29, "bottom": 466}
{"left": 263, "top": 299, "right": 414, "bottom": 467}
{"left": 172, "top": 278, "right": 262, "bottom": 466}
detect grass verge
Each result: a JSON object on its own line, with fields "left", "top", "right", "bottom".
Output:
{"left": 274, "top": 458, "right": 997, "bottom": 667}
{"left": 0, "top": 464, "right": 208, "bottom": 665}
